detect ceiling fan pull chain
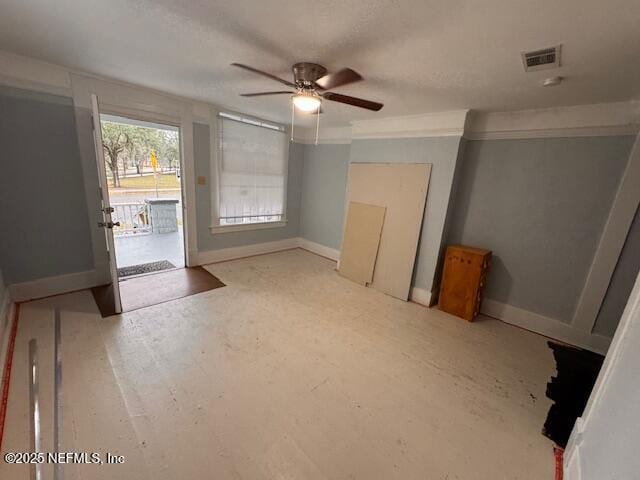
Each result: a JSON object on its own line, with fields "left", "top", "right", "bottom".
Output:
{"left": 315, "top": 106, "right": 320, "bottom": 145}
{"left": 290, "top": 100, "right": 295, "bottom": 142}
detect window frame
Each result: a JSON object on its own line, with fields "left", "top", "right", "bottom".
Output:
{"left": 210, "top": 111, "right": 290, "bottom": 234}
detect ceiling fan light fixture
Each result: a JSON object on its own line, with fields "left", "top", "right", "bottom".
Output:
{"left": 231, "top": 62, "right": 383, "bottom": 113}
{"left": 292, "top": 92, "right": 322, "bottom": 112}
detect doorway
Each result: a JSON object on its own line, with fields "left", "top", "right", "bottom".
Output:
{"left": 99, "top": 114, "right": 185, "bottom": 278}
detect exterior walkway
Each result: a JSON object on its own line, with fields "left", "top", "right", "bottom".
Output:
{"left": 114, "top": 229, "right": 184, "bottom": 269}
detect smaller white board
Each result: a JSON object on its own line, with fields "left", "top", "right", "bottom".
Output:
{"left": 338, "top": 202, "right": 386, "bottom": 285}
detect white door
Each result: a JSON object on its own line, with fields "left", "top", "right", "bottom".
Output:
{"left": 91, "top": 94, "right": 122, "bottom": 314}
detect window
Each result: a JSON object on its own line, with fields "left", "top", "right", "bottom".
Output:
{"left": 213, "top": 112, "right": 288, "bottom": 231}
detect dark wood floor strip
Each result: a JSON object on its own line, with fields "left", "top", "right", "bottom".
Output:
{"left": 92, "top": 267, "right": 225, "bottom": 317}
{"left": 91, "top": 283, "right": 117, "bottom": 317}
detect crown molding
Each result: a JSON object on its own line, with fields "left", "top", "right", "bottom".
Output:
{"left": 294, "top": 101, "right": 640, "bottom": 144}
{"left": 0, "top": 50, "right": 72, "bottom": 96}
{"left": 351, "top": 110, "right": 470, "bottom": 140}
{"left": 2, "top": 50, "right": 638, "bottom": 142}
{"left": 0, "top": 49, "right": 217, "bottom": 121}
{"left": 466, "top": 102, "right": 640, "bottom": 140}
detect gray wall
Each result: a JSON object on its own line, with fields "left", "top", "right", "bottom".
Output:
{"left": 296, "top": 137, "right": 463, "bottom": 292}
{"left": 0, "top": 86, "right": 94, "bottom": 284}
{"left": 196, "top": 130, "right": 462, "bottom": 296}
{"left": 299, "top": 144, "right": 350, "bottom": 250}
{"left": 194, "top": 123, "right": 302, "bottom": 251}
{"left": 594, "top": 205, "right": 640, "bottom": 336}
{"left": 2, "top": 85, "right": 634, "bottom": 336}
{"left": 350, "top": 137, "right": 463, "bottom": 292}
{"left": 446, "top": 136, "right": 635, "bottom": 324}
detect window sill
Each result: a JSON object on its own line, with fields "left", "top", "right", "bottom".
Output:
{"left": 209, "top": 220, "right": 288, "bottom": 234}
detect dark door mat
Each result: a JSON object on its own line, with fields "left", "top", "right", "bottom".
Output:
{"left": 92, "top": 267, "right": 225, "bottom": 317}
{"left": 118, "top": 260, "right": 176, "bottom": 278}
{"left": 543, "top": 341, "right": 604, "bottom": 447}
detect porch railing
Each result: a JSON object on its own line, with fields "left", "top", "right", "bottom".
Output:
{"left": 112, "top": 202, "right": 151, "bottom": 236}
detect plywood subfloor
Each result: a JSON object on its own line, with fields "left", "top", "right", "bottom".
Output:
{"left": 345, "top": 163, "right": 431, "bottom": 300}
{"left": 338, "top": 202, "right": 385, "bottom": 285}
{"left": 1, "top": 249, "right": 555, "bottom": 480}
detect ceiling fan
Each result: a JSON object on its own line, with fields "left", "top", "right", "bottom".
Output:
{"left": 232, "top": 62, "right": 384, "bottom": 113}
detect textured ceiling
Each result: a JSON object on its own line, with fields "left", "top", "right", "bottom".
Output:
{"left": 0, "top": 0, "right": 639, "bottom": 126}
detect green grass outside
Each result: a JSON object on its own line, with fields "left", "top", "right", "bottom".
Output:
{"left": 111, "top": 173, "right": 180, "bottom": 189}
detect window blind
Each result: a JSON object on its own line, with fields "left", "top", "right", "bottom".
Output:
{"left": 218, "top": 115, "right": 287, "bottom": 225}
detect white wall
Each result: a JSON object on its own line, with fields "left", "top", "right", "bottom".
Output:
{"left": 564, "top": 271, "right": 640, "bottom": 479}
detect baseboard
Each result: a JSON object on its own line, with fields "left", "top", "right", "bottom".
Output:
{"left": 409, "top": 287, "right": 431, "bottom": 306}
{"left": 563, "top": 417, "right": 584, "bottom": 480}
{"left": 9, "top": 269, "right": 105, "bottom": 302}
{"left": 296, "top": 238, "right": 340, "bottom": 261}
{"left": 481, "top": 299, "right": 612, "bottom": 354}
{"left": 195, "top": 237, "right": 343, "bottom": 266}
{"left": 195, "top": 238, "right": 301, "bottom": 265}
{"left": 563, "top": 444, "right": 582, "bottom": 480}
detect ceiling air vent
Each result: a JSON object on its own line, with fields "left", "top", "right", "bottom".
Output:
{"left": 521, "top": 45, "right": 561, "bottom": 72}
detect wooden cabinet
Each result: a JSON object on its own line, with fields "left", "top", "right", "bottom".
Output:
{"left": 439, "top": 245, "right": 491, "bottom": 322}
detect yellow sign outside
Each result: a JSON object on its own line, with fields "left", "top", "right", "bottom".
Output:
{"left": 150, "top": 150, "right": 158, "bottom": 170}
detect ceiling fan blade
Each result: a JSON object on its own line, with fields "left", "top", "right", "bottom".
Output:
{"left": 322, "top": 92, "right": 383, "bottom": 111}
{"left": 231, "top": 63, "right": 296, "bottom": 88}
{"left": 241, "top": 91, "right": 294, "bottom": 97}
{"left": 315, "top": 68, "right": 362, "bottom": 90}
